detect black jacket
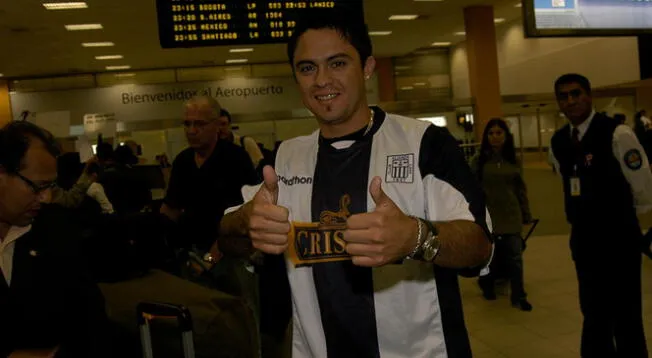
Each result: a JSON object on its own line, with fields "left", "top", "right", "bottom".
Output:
{"left": 0, "top": 206, "right": 110, "bottom": 357}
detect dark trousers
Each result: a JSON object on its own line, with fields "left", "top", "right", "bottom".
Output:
{"left": 479, "top": 234, "right": 526, "bottom": 301}
{"left": 571, "top": 231, "right": 648, "bottom": 358}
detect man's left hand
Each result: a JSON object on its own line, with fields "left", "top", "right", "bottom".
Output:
{"left": 344, "top": 176, "right": 418, "bottom": 267}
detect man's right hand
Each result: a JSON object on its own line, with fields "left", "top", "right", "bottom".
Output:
{"left": 247, "top": 166, "right": 290, "bottom": 255}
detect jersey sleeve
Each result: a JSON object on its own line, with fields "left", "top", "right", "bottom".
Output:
{"left": 418, "top": 125, "right": 492, "bottom": 235}
{"left": 612, "top": 124, "right": 652, "bottom": 214}
{"left": 224, "top": 184, "right": 262, "bottom": 215}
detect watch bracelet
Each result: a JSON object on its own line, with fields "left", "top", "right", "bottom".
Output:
{"left": 408, "top": 216, "right": 424, "bottom": 259}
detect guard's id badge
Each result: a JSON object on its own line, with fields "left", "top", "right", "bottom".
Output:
{"left": 570, "top": 177, "right": 581, "bottom": 197}
{"left": 286, "top": 194, "right": 352, "bottom": 267}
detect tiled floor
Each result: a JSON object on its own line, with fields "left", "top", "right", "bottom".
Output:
{"left": 459, "top": 234, "right": 652, "bottom": 358}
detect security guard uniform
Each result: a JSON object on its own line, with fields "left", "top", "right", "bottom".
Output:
{"left": 550, "top": 111, "right": 652, "bottom": 357}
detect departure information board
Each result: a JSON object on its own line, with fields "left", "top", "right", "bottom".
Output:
{"left": 524, "top": 0, "right": 652, "bottom": 37}
{"left": 156, "top": 1, "right": 364, "bottom": 48}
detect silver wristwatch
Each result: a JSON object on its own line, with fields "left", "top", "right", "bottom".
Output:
{"left": 420, "top": 219, "right": 441, "bottom": 262}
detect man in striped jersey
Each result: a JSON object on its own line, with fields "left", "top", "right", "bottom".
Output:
{"left": 219, "top": 10, "right": 492, "bottom": 358}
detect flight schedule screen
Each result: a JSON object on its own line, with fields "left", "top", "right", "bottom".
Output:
{"left": 532, "top": 0, "right": 652, "bottom": 30}
{"left": 156, "top": 0, "right": 364, "bottom": 48}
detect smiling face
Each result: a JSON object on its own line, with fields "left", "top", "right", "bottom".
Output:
{"left": 556, "top": 82, "right": 593, "bottom": 126}
{"left": 292, "top": 28, "right": 375, "bottom": 137}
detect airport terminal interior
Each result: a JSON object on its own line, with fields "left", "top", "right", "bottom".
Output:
{"left": 1, "top": 0, "right": 652, "bottom": 357}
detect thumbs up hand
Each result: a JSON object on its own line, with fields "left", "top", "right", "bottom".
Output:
{"left": 247, "top": 166, "right": 291, "bottom": 255}
{"left": 344, "top": 176, "right": 419, "bottom": 267}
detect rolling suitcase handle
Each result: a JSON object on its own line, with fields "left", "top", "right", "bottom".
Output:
{"left": 523, "top": 219, "right": 540, "bottom": 242}
{"left": 137, "top": 301, "right": 195, "bottom": 358}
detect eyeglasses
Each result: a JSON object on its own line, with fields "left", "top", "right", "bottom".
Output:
{"left": 14, "top": 172, "right": 57, "bottom": 195}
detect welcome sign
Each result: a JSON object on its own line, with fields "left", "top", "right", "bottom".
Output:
{"left": 10, "top": 76, "right": 380, "bottom": 126}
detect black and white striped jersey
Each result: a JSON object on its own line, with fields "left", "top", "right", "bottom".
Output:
{"left": 234, "top": 107, "right": 491, "bottom": 358}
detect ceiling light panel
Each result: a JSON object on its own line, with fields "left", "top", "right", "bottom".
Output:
{"left": 95, "top": 55, "right": 124, "bottom": 60}
{"left": 82, "top": 42, "right": 114, "bottom": 47}
{"left": 369, "top": 31, "right": 392, "bottom": 36}
{"left": 65, "top": 24, "right": 103, "bottom": 31}
{"left": 43, "top": 2, "right": 88, "bottom": 10}
{"left": 389, "top": 15, "right": 419, "bottom": 21}
{"left": 106, "top": 65, "right": 131, "bottom": 70}
{"left": 229, "top": 48, "right": 254, "bottom": 53}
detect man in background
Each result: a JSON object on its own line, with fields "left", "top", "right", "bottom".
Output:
{"left": 161, "top": 96, "right": 258, "bottom": 253}
{"left": 0, "top": 121, "right": 109, "bottom": 357}
{"left": 216, "top": 108, "right": 266, "bottom": 171}
{"left": 550, "top": 73, "right": 651, "bottom": 357}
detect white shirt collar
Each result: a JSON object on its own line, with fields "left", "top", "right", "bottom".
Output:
{"left": 1, "top": 225, "right": 31, "bottom": 246}
{"left": 0, "top": 225, "right": 32, "bottom": 286}
{"left": 571, "top": 110, "right": 596, "bottom": 141}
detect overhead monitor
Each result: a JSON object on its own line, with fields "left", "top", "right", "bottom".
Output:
{"left": 523, "top": 0, "right": 652, "bottom": 37}
{"left": 156, "top": 1, "right": 364, "bottom": 48}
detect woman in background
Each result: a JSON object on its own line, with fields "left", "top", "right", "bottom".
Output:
{"left": 471, "top": 118, "right": 533, "bottom": 311}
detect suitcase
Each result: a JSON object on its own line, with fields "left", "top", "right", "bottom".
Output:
{"left": 137, "top": 301, "right": 195, "bottom": 358}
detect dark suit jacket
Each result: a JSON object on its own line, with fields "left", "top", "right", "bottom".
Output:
{"left": 0, "top": 206, "right": 110, "bottom": 357}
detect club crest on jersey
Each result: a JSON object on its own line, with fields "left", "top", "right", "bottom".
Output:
{"left": 624, "top": 149, "right": 643, "bottom": 170}
{"left": 287, "top": 195, "right": 352, "bottom": 267}
{"left": 386, "top": 154, "right": 415, "bottom": 183}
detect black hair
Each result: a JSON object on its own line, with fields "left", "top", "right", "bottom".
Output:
{"left": 477, "top": 118, "right": 517, "bottom": 182}
{"left": 286, "top": 9, "right": 372, "bottom": 68}
{"left": 96, "top": 142, "right": 114, "bottom": 162}
{"left": 613, "top": 113, "right": 626, "bottom": 124}
{"left": 220, "top": 108, "right": 232, "bottom": 123}
{"left": 0, "top": 121, "right": 60, "bottom": 174}
{"left": 114, "top": 145, "right": 137, "bottom": 166}
{"left": 554, "top": 73, "right": 592, "bottom": 96}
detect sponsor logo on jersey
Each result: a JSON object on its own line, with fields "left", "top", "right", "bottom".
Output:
{"left": 288, "top": 194, "right": 351, "bottom": 267}
{"left": 278, "top": 175, "right": 313, "bottom": 186}
{"left": 386, "top": 154, "right": 415, "bottom": 183}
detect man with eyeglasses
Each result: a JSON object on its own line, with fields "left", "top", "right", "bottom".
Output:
{"left": 549, "top": 73, "right": 652, "bottom": 358}
{"left": 161, "top": 96, "right": 258, "bottom": 255}
{"left": 0, "top": 121, "right": 109, "bottom": 357}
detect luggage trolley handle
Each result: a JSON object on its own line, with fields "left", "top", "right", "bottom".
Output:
{"left": 523, "top": 219, "right": 540, "bottom": 242}
{"left": 137, "top": 302, "right": 195, "bottom": 358}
